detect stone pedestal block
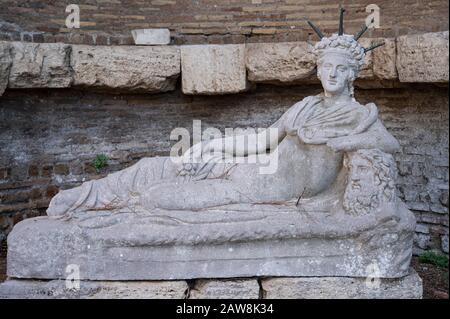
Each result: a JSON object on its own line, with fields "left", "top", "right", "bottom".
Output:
{"left": 0, "top": 279, "right": 188, "bottom": 299}
{"left": 261, "top": 269, "right": 422, "bottom": 299}
{"left": 6, "top": 203, "right": 415, "bottom": 280}
{"left": 0, "top": 270, "right": 421, "bottom": 299}
{"left": 189, "top": 279, "right": 260, "bottom": 299}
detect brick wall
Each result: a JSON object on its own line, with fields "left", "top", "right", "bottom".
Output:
{"left": 0, "top": 0, "right": 448, "bottom": 45}
{"left": 0, "top": 84, "right": 448, "bottom": 253}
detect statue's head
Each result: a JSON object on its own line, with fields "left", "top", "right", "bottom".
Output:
{"left": 307, "top": 7, "right": 384, "bottom": 97}
{"left": 314, "top": 34, "right": 365, "bottom": 97}
{"left": 343, "top": 149, "right": 397, "bottom": 215}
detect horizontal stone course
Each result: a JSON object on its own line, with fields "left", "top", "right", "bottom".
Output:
{"left": 0, "top": 269, "right": 422, "bottom": 299}
{"left": 0, "top": 31, "right": 448, "bottom": 96}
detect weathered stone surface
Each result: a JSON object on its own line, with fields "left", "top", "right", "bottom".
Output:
{"left": 0, "top": 42, "right": 12, "bottom": 96}
{"left": 261, "top": 269, "right": 422, "bottom": 299}
{"left": 245, "top": 42, "right": 316, "bottom": 83}
{"left": 356, "top": 38, "right": 397, "bottom": 81}
{"left": 0, "top": 274, "right": 421, "bottom": 299}
{"left": 7, "top": 202, "right": 414, "bottom": 280}
{"left": 373, "top": 38, "right": 397, "bottom": 80}
{"left": 397, "top": 31, "right": 449, "bottom": 82}
{"left": 131, "top": 29, "right": 171, "bottom": 45}
{"left": 190, "top": 279, "right": 259, "bottom": 299}
{"left": 181, "top": 44, "right": 247, "bottom": 94}
{"left": 8, "top": 42, "right": 72, "bottom": 88}
{"left": 71, "top": 45, "right": 180, "bottom": 92}
{"left": 0, "top": 279, "right": 188, "bottom": 299}
{"left": 245, "top": 38, "right": 397, "bottom": 84}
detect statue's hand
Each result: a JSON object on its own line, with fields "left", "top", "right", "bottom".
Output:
{"left": 177, "top": 142, "right": 214, "bottom": 178}
{"left": 327, "top": 136, "right": 358, "bottom": 152}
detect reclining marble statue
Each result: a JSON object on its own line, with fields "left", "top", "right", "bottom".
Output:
{"left": 3, "top": 16, "right": 417, "bottom": 283}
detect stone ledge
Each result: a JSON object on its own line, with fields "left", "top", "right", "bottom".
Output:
{"left": 0, "top": 31, "right": 448, "bottom": 97}
{"left": 0, "top": 269, "right": 422, "bottom": 299}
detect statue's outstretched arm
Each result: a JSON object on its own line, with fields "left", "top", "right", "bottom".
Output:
{"left": 327, "top": 120, "right": 400, "bottom": 154}
{"left": 202, "top": 113, "right": 287, "bottom": 158}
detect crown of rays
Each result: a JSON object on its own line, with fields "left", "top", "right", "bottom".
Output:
{"left": 307, "top": 7, "right": 385, "bottom": 53}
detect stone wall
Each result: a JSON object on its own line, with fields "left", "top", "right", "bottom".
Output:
{"left": 0, "top": 83, "right": 448, "bottom": 253}
{"left": 1, "top": 31, "right": 448, "bottom": 96}
{"left": 0, "top": 0, "right": 448, "bottom": 45}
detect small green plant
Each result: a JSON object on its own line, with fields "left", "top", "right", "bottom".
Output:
{"left": 93, "top": 154, "right": 109, "bottom": 172}
{"left": 419, "top": 251, "right": 449, "bottom": 269}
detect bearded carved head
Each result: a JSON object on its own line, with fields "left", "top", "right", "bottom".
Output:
{"left": 343, "top": 149, "right": 397, "bottom": 215}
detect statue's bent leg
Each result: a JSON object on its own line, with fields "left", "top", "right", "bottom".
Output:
{"left": 47, "top": 157, "right": 178, "bottom": 217}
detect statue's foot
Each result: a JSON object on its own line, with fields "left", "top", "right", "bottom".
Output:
{"left": 47, "top": 187, "right": 83, "bottom": 217}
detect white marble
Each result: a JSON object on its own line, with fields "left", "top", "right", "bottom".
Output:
{"left": 131, "top": 29, "right": 171, "bottom": 45}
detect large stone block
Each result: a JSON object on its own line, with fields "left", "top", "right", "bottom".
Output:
{"left": 181, "top": 44, "right": 247, "bottom": 94}
{"left": 356, "top": 38, "right": 397, "bottom": 81}
{"left": 244, "top": 39, "right": 397, "bottom": 85}
{"left": 397, "top": 31, "right": 449, "bottom": 83}
{"left": 189, "top": 279, "right": 259, "bottom": 299}
{"left": 0, "top": 279, "right": 188, "bottom": 299}
{"left": 7, "top": 42, "right": 72, "bottom": 88}
{"left": 0, "top": 42, "right": 12, "bottom": 96}
{"left": 373, "top": 38, "right": 397, "bottom": 80}
{"left": 245, "top": 42, "right": 316, "bottom": 84}
{"left": 7, "top": 203, "right": 415, "bottom": 280}
{"left": 261, "top": 269, "right": 422, "bottom": 299}
{"left": 71, "top": 45, "right": 180, "bottom": 92}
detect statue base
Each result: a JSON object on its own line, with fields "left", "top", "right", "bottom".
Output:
{"left": 6, "top": 202, "right": 415, "bottom": 280}
{"left": 0, "top": 270, "right": 422, "bottom": 299}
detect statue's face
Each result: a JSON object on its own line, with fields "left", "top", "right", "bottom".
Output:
{"left": 344, "top": 155, "right": 377, "bottom": 215}
{"left": 318, "top": 53, "right": 351, "bottom": 96}
{"left": 348, "top": 157, "right": 374, "bottom": 193}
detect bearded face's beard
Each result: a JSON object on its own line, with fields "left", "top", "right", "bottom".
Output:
{"left": 343, "top": 189, "right": 379, "bottom": 215}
